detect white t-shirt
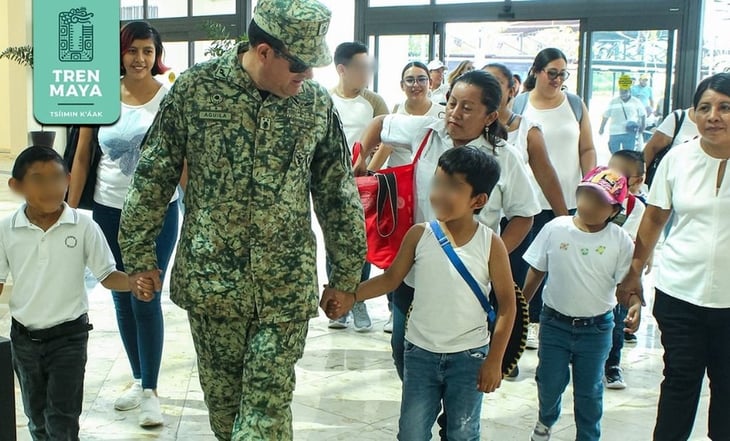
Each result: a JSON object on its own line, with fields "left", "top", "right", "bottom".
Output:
{"left": 388, "top": 102, "right": 445, "bottom": 167}
{"left": 523, "top": 216, "right": 634, "bottom": 317}
{"left": 656, "top": 108, "right": 699, "bottom": 147}
{"left": 407, "top": 222, "right": 492, "bottom": 352}
{"left": 0, "top": 204, "right": 117, "bottom": 330}
{"left": 648, "top": 138, "right": 730, "bottom": 308}
{"left": 95, "top": 86, "right": 179, "bottom": 209}
{"left": 330, "top": 88, "right": 389, "bottom": 152}
{"left": 381, "top": 115, "right": 540, "bottom": 232}
{"left": 522, "top": 93, "right": 583, "bottom": 210}
{"left": 614, "top": 195, "right": 646, "bottom": 240}
{"left": 602, "top": 96, "right": 646, "bottom": 135}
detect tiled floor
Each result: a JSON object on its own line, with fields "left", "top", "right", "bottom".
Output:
{"left": 0, "top": 156, "right": 713, "bottom": 441}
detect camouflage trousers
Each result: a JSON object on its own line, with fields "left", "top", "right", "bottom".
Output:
{"left": 188, "top": 311, "right": 308, "bottom": 441}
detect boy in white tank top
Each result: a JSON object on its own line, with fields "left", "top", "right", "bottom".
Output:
{"left": 326, "top": 147, "right": 516, "bottom": 439}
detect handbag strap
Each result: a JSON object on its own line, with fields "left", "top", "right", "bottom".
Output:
{"left": 375, "top": 173, "right": 398, "bottom": 237}
{"left": 429, "top": 220, "right": 496, "bottom": 323}
{"left": 412, "top": 129, "right": 433, "bottom": 164}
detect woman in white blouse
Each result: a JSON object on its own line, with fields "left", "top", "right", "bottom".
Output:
{"left": 355, "top": 70, "right": 540, "bottom": 384}
{"left": 619, "top": 73, "right": 730, "bottom": 440}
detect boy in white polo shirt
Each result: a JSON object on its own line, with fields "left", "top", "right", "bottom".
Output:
{"left": 1, "top": 146, "right": 153, "bottom": 440}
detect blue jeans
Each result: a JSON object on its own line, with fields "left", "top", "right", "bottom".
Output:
{"left": 93, "top": 201, "right": 179, "bottom": 389}
{"left": 11, "top": 322, "right": 89, "bottom": 441}
{"left": 391, "top": 282, "right": 414, "bottom": 381}
{"left": 608, "top": 133, "right": 638, "bottom": 153}
{"left": 606, "top": 304, "right": 627, "bottom": 368}
{"left": 398, "top": 340, "right": 487, "bottom": 441}
{"left": 536, "top": 308, "right": 613, "bottom": 441}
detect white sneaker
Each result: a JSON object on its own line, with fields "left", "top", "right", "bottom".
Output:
{"left": 114, "top": 381, "right": 143, "bottom": 411}
{"left": 383, "top": 312, "right": 393, "bottom": 333}
{"left": 352, "top": 301, "right": 372, "bottom": 332}
{"left": 526, "top": 323, "right": 540, "bottom": 350}
{"left": 530, "top": 421, "right": 551, "bottom": 441}
{"left": 138, "top": 389, "right": 163, "bottom": 427}
{"left": 328, "top": 312, "right": 351, "bottom": 329}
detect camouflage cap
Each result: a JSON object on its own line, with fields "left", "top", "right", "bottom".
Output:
{"left": 253, "top": 0, "right": 332, "bottom": 68}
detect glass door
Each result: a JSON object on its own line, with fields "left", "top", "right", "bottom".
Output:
{"left": 583, "top": 24, "right": 677, "bottom": 162}
{"left": 371, "top": 33, "right": 434, "bottom": 110}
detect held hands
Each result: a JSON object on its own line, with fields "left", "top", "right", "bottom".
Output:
{"left": 319, "top": 285, "right": 356, "bottom": 320}
{"left": 623, "top": 297, "right": 642, "bottom": 334}
{"left": 617, "top": 270, "right": 644, "bottom": 307}
{"left": 129, "top": 269, "right": 162, "bottom": 303}
{"left": 477, "top": 356, "right": 503, "bottom": 394}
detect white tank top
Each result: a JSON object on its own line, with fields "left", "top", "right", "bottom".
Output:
{"left": 522, "top": 94, "right": 582, "bottom": 210}
{"left": 406, "top": 222, "right": 492, "bottom": 353}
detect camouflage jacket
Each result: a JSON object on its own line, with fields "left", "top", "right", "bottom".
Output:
{"left": 118, "top": 47, "right": 366, "bottom": 322}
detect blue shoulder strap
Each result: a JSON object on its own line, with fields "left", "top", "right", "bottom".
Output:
{"left": 429, "top": 220, "right": 496, "bottom": 323}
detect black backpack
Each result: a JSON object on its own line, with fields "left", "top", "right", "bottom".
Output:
{"left": 63, "top": 126, "right": 101, "bottom": 210}
{"left": 645, "top": 110, "right": 685, "bottom": 188}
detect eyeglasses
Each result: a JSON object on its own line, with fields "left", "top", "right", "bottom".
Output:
{"left": 543, "top": 69, "right": 570, "bottom": 81}
{"left": 403, "top": 76, "right": 429, "bottom": 87}
{"left": 273, "top": 48, "right": 310, "bottom": 74}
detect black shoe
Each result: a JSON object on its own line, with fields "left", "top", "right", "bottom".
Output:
{"left": 604, "top": 366, "right": 626, "bottom": 390}
{"left": 624, "top": 332, "right": 638, "bottom": 345}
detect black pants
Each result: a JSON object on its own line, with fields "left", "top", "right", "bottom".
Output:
{"left": 11, "top": 319, "right": 89, "bottom": 441}
{"left": 653, "top": 290, "right": 730, "bottom": 441}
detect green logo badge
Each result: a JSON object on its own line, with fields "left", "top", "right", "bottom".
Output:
{"left": 33, "top": 1, "right": 120, "bottom": 124}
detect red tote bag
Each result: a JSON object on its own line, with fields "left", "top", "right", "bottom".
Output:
{"left": 352, "top": 130, "right": 432, "bottom": 269}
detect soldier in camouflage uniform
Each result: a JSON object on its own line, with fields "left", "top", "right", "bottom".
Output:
{"left": 117, "top": 1, "right": 366, "bottom": 439}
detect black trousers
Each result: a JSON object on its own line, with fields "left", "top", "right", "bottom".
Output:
{"left": 653, "top": 290, "right": 730, "bottom": 441}
{"left": 11, "top": 319, "right": 89, "bottom": 441}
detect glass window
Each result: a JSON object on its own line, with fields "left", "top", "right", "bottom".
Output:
{"left": 148, "top": 0, "right": 188, "bottom": 18}
{"left": 374, "top": 34, "right": 430, "bottom": 110}
{"left": 312, "top": 0, "right": 355, "bottom": 90}
{"left": 160, "top": 41, "right": 190, "bottom": 78}
{"left": 369, "top": 0, "right": 429, "bottom": 6}
{"left": 120, "top": 0, "right": 144, "bottom": 20}
{"left": 193, "top": 0, "right": 236, "bottom": 16}
{"left": 194, "top": 40, "right": 218, "bottom": 64}
{"left": 702, "top": 0, "right": 730, "bottom": 77}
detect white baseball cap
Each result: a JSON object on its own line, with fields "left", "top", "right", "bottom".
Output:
{"left": 427, "top": 59, "right": 445, "bottom": 71}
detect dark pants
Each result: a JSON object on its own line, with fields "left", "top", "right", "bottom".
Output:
{"left": 653, "top": 290, "right": 730, "bottom": 441}
{"left": 606, "top": 304, "right": 627, "bottom": 368}
{"left": 11, "top": 321, "right": 89, "bottom": 441}
{"left": 93, "top": 201, "right": 179, "bottom": 389}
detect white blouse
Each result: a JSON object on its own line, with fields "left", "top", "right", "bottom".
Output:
{"left": 381, "top": 115, "right": 540, "bottom": 234}
{"left": 648, "top": 138, "right": 730, "bottom": 308}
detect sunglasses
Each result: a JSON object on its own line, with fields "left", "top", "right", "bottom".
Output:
{"left": 543, "top": 69, "right": 570, "bottom": 81}
{"left": 403, "top": 76, "right": 429, "bottom": 87}
{"left": 274, "top": 48, "right": 310, "bottom": 74}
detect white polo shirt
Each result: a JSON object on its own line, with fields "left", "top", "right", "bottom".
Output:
{"left": 381, "top": 115, "right": 541, "bottom": 233}
{"left": 648, "top": 138, "right": 730, "bottom": 308}
{"left": 0, "top": 203, "right": 117, "bottom": 330}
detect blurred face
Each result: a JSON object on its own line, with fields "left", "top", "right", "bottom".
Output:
{"left": 695, "top": 88, "right": 730, "bottom": 148}
{"left": 535, "top": 58, "right": 569, "bottom": 96}
{"left": 430, "top": 166, "right": 486, "bottom": 222}
{"left": 620, "top": 89, "right": 632, "bottom": 102}
{"left": 259, "top": 45, "right": 314, "bottom": 98}
{"left": 445, "top": 82, "right": 497, "bottom": 145}
{"left": 430, "top": 68, "right": 444, "bottom": 88}
{"left": 608, "top": 156, "right": 644, "bottom": 193}
{"left": 401, "top": 67, "right": 430, "bottom": 101}
{"left": 9, "top": 161, "right": 69, "bottom": 215}
{"left": 640, "top": 78, "right": 648, "bottom": 86}
{"left": 484, "top": 67, "right": 512, "bottom": 110}
{"left": 122, "top": 38, "right": 156, "bottom": 80}
{"left": 576, "top": 188, "right": 619, "bottom": 226}
{"left": 340, "top": 53, "right": 373, "bottom": 90}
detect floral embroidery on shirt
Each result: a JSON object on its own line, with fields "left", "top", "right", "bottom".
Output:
{"left": 581, "top": 248, "right": 589, "bottom": 256}
{"left": 596, "top": 245, "right": 606, "bottom": 255}
{"left": 560, "top": 242, "right": 569, "bottom": 250}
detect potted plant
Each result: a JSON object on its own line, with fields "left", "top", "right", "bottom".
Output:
{"left": 0, "top": 45, "right": 56, "bottom": 148}
{"left": 201, "top": 21, "right": 248, "bottom": 58}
